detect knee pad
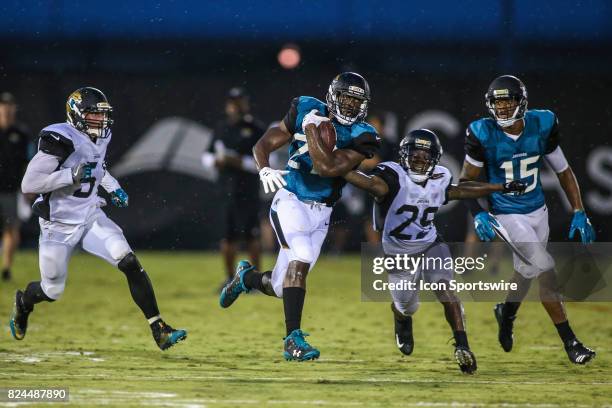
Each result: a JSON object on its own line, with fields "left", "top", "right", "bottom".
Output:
{"left": 289, "top": 246, "right": 316, "bottom": 265}
{"left": 118, "top": 253, "right": 143, "bottom": 276}
{"left": 109, "top": 238, "right": 132, "bottom": 263}
{"left": 40, "top": 280, "right": 65, "bottom": 300}
{"left": 394, "top": 300, "right": 419, "bottom": 317}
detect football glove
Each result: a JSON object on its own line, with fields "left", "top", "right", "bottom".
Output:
{"left": 110, "top": 188, "right": 129, "bottom": 208}
{"left": 474, "top": 211, "right": 499, "bottom": 242}
{"left": 72, "top": 162, "right": 93, "bottom": 183}
{"left": 259, "top": 167, "right": 289, "bottom": 194}
{"left": 502, "top": 180, "right": 527, "bottom": 195}
{"left": 569, "top": 210, "right": 595, "bottom": 244}
{"left": 303, "top": 109, "right": 330, "bottom": 128}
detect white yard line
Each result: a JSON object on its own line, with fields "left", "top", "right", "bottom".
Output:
{"left": 0, "top": 372, "right": 610, "bottom": 386}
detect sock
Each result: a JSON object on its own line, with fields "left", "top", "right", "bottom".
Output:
{"left": 243, "top": 270, "right": 269, "bottom": 290}
{"left": 22, "top": 281, "right": 54, "bottom": 311}
{"left": 454, "top": 330, "right": 469, "bottom": 348}
{"left": 502, "top": 302, "right": 520, "bottom": 319}
{"left": 148, "top": 315, "right": 162, "bottom": 326}
{"left": 283, "top": 287, "right": 306, "bottom": 336}
{"left": 118, "top": 254, "right": 160, "bottom": 320}
{"left": 555, "top": 320, "right": 576, "bottom": 344}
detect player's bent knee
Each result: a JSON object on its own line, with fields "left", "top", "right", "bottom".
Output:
{"left": 394, "top": 301, "right": 419, "bottom": 316}
{"left": 41, "top": 281, "right": 65, "bottom": 300}
{"left": 118, "top": 252, "right": 143, "bottom": 276}
{"left": 109, "top": 238, "right": 132, "bottom": 264}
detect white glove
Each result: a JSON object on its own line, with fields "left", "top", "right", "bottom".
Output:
{"left": 303, "top": 109, "right": 330, "bottom": 128}
{"left": 259, "top": 167, "right": 289, "bottom": 194}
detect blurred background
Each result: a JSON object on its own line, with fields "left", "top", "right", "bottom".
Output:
{"left": 1, "top": 0, "right": 611, "bottom": 253}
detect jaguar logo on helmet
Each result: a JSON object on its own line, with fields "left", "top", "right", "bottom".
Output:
{"left": 66, "top": 91, "right": 83, "bottom": 116}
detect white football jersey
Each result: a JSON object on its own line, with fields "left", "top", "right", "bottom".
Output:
{"left": 33, "top": 123, "right": 111, "bottom": 224}
{"left": 372, "top": 161, "right": 452, "bottom": 255}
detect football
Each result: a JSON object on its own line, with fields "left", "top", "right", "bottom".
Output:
{"left": 319, "top": 120, "right": 337, "bottom": 151}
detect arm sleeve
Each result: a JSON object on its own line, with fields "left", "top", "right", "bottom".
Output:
{"left": 464, "top": 127, "right": 485, "bottom": 167}
{"left": 21, "top": 151, "right": 74, "bottom": 194}
{"left": 100, "top": 163, "right": 121, "bottom": 192}
{"left": 544, "top": 114, "right": 560, "bottom": 154}
{"left": 347, "top": 131, "right": 380, "bottom": 159}
{"left": 370, "top": 164, "right": 400, "bottom": 201}
{"left": 282, "top": 97, "right": 300, "bottom": 135}
{"left": 38, "top": 130, "right": 75, "bottom": 162}
{"left": 544, "top": 146, "right": 569, "bottom": 173}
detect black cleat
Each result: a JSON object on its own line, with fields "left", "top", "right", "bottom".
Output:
{"left": 151, "top": 319, "right": 187, "bottom": 351}
{"left": 494, "top": 303, "right": 515, "bottom": 352}
{"left": 565, "top": 339, "right": 596, "bottom": 365}
{"left": 9, "top": 290, "right": 32, "bottom": 340}
{"left": 392, "top": 304, "right": 414, "bottom": 356}
{"left": 454, "top": 345, "right": 477, "bottom": 374}
{"left": 2, "top": 268, "right": 11, "bottom": 281}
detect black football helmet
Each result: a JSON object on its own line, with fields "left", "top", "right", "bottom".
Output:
{"left": 326, "top": 72, "right": 370, "bottom": 126}
{"left": 485, "top": 75, "right": 528, "bottom": 127}
{"left": 66, "top": 87, "right": 113, "bottom": 139}
{"left": 399, "top": 129, "right": 443, "bottom": 183}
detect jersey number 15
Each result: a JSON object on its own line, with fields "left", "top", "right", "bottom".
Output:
{"left": 500, "top": 155, "right": 540, "bottom": 193}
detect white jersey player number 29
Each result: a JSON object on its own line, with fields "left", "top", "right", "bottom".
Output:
{"left": 390, "top": 205, "right": 439, "bottom": 240}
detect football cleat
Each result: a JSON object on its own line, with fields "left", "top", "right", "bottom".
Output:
{"left": 494, "top": 303, "right": 515, "bottom": 352}
{"left": 9, "top": 290, "right": 32, "bottom": 341}
{"left": 219, "top": 260, "right": 253, "bottom": 308}
{"left": 283, "top": 329, "right": 320, "bottom": 361}
{"left": 151, "top": 319, "right": 187, "bottom": 351}
{"left": 454, "top": 345, "right": 477, "bottom": 374}
{"left": 392, "top": 304, "right": 414, "bottom": 356}
{"left": 1, "top": 268, "right": 11, "bottom": 281}
{"left": 565, "top": 339, "right": 596, "bottom": 365}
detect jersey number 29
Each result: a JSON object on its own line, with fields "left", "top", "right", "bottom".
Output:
{"left": 390, "top": 205, "right": 439, "bottom": 240}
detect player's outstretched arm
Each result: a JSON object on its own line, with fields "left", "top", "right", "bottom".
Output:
{"left": 344, "top": 170, "right": 389, "bottom": 199}
{"left": 100, "top": 167, "right": 129, "bottom": 207}
{"left": 447, "top": 180, "right": 526, "bottom": 201}
{"left": 253, "top": 121, "right": 292, "bottom": 193}
{"left": 21, "top": 151, "right": 74, "bottom": 194}
{"left": 304, "top": 123, "right": 365, "bottom": 177}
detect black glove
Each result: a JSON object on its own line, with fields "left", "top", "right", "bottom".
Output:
{"left": 502, "top": 180, "right": 527, "bottom": 195}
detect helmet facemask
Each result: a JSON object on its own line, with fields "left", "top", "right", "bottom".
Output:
{"left": 486, "top": 93, "right": 527, "bottom": 128}
{"left": 326, "top": 88, "right": 368, "bottom": 126}
{"left": 401, "top": 148, "right": 437, "bottom": 183}
{"left": 82, "top": 108, "right": 113, "bottom": 139}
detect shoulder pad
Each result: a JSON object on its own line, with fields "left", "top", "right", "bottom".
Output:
{"left": 526, "top": 109, "right": 556, "bottom": 133}
{"left": 468, "top": 118, "right": 496, "bottom": 142}
{"left": 38, "top": 126, "right": 75, "bottom": 161}
{"left": 296, "top": 96, "right": 327, "bottom": 114}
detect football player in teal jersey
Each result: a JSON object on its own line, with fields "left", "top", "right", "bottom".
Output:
{"left": 461, "top": 75, "right": 596, "bottom": 364}
{"left": 219, "top": 73, "right": 380, "bottom": 361}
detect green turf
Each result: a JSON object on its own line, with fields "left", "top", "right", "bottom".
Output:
{"left": 1, "top": 251, "right": 610, "bottom": 407}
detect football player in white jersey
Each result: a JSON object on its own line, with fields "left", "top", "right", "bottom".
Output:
{"left": 9, "top": 87, "right": 187, "bottom": 350}
{"left": 344, "top": 129, "right": 526, "bottom": 374}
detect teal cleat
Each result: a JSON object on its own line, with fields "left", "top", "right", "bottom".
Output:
{"left": 219, "top": 260, "right": 254, "bottom": 308}
{"left": 10, "top": 290, "right": 32, "bottom": 341}
{"left": 151, "top": 319, "right": 187, "bottom": 351}
{"left": 283, "top": 329, "right": 320, "bottom": 361}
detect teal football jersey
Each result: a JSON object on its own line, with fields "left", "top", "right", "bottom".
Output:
{"left": 281, "top": 96, "right": 379, "bottom": 204}
{"left": 465, "top": 110, "right": 560, "bottom": 215}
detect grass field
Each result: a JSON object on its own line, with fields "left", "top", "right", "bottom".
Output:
{"left": 1, "top": 251, "right": 611, "bottom": 407}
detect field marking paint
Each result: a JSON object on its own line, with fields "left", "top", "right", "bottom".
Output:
{"left": 1, "top": 372, "right": 610, "bottom": 387}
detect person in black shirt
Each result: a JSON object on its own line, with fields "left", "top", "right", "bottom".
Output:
{"left": 204, "top": 88, "right": 265, "bottom": 288}
{"left": 0, "top": 93, "right": 33, "bottom": 281}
